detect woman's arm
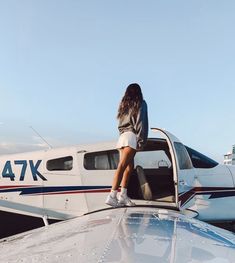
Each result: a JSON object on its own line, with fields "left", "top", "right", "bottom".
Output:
{"left": 135, "top": 100, "right": 149, "bottom": 149}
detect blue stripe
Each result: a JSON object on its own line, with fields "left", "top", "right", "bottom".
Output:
{"left": 0, "top": 186, "right": 111, "bottom": 195}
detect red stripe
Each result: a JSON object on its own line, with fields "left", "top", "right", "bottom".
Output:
{"left": 179, "top": 186, "right": 235, "bottom": 206}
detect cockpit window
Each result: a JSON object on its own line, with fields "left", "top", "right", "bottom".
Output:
{"left": 174, "top": 142, "right": 193, "bottom": 170}
{"left": 185, "top": 146, "right": 218, "bottom": 168}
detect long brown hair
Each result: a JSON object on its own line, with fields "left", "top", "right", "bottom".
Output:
{"left": 117, "top": 83, "right": 143, "bottom": 119}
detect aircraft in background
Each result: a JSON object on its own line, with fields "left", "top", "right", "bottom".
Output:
{"left": 0, "top": 128, "right": 235, "bottom": 227}
{"left": 0, "top": 206, "right": 235, "bottom": 262}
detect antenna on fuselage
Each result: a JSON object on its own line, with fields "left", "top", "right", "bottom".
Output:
{"left": 29, "top": 126, "right": 53, "bottom": 149}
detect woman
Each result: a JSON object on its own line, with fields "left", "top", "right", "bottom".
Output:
{"left": 105, "top": 83, "right": 148, "bottom": 207}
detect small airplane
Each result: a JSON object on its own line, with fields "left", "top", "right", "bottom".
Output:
{"left": 0, "top": 206, "right": 235, "bottom": 262}
{"left": 0, "top": 127, "right": 235, "bottom": 228}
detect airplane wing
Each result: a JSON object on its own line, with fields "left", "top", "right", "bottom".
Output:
{"left": 0, "top": 207, "right": 235, "bottom": 262}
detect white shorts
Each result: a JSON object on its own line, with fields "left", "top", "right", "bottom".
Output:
{"left": 116, "top": 131, "right": 137, "bottom": 150}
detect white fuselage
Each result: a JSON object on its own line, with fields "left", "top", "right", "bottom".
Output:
{"left": 0, "top": 128, "right": 235, "bottom": 224}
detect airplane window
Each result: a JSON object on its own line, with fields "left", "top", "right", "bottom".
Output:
{"left": 109, "top": 150, "right": 119, "bottom": 169}
{"left": 174, "top": 142, "right": 193, "bottom": 170}
{"left": 84, "top": 150, "right": 119, "bottom": 170}
{"left": 46, "top": 156, "right": 73, "bottom": 171}
{"left": 185, "top": 146, "right": 218, "bottom": 168}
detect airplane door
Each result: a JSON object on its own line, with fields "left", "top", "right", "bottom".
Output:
{"left": 151, "top": 128, "right": 196, "bottom": 210}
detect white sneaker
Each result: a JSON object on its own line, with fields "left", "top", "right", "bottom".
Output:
{"left": 105, "top": 194, "right": 118, "bottom": 207}
{"left": 118, "top": 195, "right": 136, "bottom": 207}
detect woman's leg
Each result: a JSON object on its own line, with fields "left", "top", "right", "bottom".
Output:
{"left": 121, "top": 160, "right": 134, "bottom": 189}
{"left": 118, "top": 160, "right": 136, "bottom": 206}
{"left": 112, "top": 147, "right": 136, "bottom": 190}
{"left": 106, "top": 146, "right": 136, "bottom": 207}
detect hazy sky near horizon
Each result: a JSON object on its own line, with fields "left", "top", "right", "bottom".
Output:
{"left": 1, "top": 1, "right": 235, "bottom": 162}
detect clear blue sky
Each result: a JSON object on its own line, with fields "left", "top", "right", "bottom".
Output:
{"left": 0, "top": 1, "right": 235, "bottom": 162}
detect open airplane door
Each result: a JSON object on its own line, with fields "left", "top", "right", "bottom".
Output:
{"left": 151, "top": 128, "right": 196, "bottom": 211}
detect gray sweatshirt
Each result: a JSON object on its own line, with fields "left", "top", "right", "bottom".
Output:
{"left": 118, "top": 100, "right": 149, "bottom": 149}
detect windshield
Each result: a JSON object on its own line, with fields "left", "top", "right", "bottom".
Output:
{"left": 185, "top": 146, "right": 218, "bottom": 168}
